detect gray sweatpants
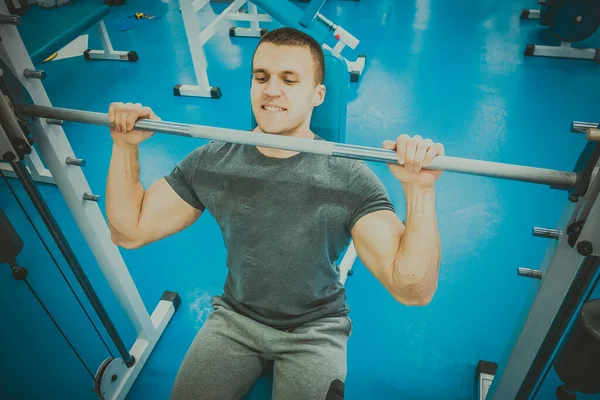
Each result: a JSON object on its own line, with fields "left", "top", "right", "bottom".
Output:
{"left": 169, "top": 297, "right": 352, "bottom": 400}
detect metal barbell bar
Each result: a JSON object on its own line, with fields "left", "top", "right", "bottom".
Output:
{"left": 571, "top": 121, "right": 600, "bottom": 142}
{"left": 18, "top": 104, "right": 579, "bottom": 189}
{"left": 571, "top": 121, "right": 598, "bottom": 133}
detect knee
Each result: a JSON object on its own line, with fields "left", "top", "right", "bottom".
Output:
{"left": 326, "top": 379, "right": 344, "bottom": 399}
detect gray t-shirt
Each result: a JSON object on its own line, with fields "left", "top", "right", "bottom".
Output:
{"left": 164, "top": 135, "right": 395, "bottom": 329}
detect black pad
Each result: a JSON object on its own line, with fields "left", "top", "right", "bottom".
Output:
{"left": 553, "top": 298, "right": 600, "bottom": 394}
{"left": 0, "top": 207, "right": 24, "bottom": 264}
{"left": 161, "top": 291, "right": 182, "bottom": 312}
{"left": 326, "top": 379, "right": 344, "bottom": 399}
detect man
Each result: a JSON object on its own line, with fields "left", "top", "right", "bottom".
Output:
{"left": 106, "top": 27, "right": 443, "bottom": 399}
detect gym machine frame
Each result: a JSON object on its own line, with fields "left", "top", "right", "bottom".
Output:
{"left": 520, "top": 0, "right": 600, "bottom": 62}
{"left": 0, "top": 5, "right": 180, "bottom": 400}
{"left": 485, "top": 144, "right": 600, "bottom": 398}
{"left": 0, "top": 13, "right": 53, "bottom": 185}
{"left": 174, "top": 0, "right": 365, "bottom": 98}
{"left": 3, "top": 5, "right": 600, "bottom": 400}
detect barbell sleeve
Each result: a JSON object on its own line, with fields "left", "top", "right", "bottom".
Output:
{"left": 19, "top": 104, "right": 579, "bottom": 189}
{"left": 571, "top": 121, "right": 599, "bottom": 133}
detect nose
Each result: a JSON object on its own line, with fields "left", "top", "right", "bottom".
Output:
{"left": 264, "top": 78, "right": 283, "bottom": 97}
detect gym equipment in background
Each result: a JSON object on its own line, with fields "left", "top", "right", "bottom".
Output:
{"left": 174, "top": 0, "right": 365, "bottom": 99}
{"left": 0, "top": 0, "right": 139, "bottom": 184}
{"left": 0, "top": 3, "right": 177, "bottom": 399}
{"left": 481, "top": 118, "right": 600, "bottom": 399}
{"left": 520, "top": 0, "right": 600, "bottom": 62}
{"left": 553, "top": 298, "right": 600, "bottom": 400}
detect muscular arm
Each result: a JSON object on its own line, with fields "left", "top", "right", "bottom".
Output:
{"left": 351, "top": 135, "right": 444, "bottom": 306}
{"left": 352, "top": 184, "right": 440, "bottom": 305}
{"left": 106, "top": 143, "right": 201, "bottom": 249}
{"left": 105, "top": 103, "right": 201, "bottom": 249}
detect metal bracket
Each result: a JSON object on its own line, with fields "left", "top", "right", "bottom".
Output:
{"left": 568, "top": 141, "right": 599, "bottom": 201}
{"left": 0, "top": 66, "right": 54, "bottom": 184}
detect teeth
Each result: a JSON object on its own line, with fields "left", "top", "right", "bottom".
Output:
{"left": 264, "top": 106, "right": 285, "bottom": 111}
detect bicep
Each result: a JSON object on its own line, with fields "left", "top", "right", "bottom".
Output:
{"left": 351, "top": 210, "right": 405, "bottom": 291}
{"left": 137, "top": 178, "right": 202, "bottom": 245}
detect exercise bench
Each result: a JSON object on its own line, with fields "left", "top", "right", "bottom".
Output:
{"left": 15, "top": 0, "right": 138, "bottom": 65}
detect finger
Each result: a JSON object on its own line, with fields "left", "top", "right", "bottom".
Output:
{"left": 113, "top": 107, "right": 122, "bottom": 132}
{"left": 126, "top": 111, "right": 139, "bottom": 132}
{"left": 141, "top": 106, "right": 161, "bottom": 122}
{"left": 413, "top": 138, "right": 432, "bottom": 172}
{"left": 118, "top": 107, "right": 130, "bottom": 133}
{"left": 423, "top": 148, "right": 437, "bottom": 169}
{"left": 115, "top": 107, "right": 123, "bottom": 132}
{"left": 395, "top": 134, "right": 409, "bottom": 165}
{"left": 382, "top": 140, "right": 396, "bottom": 150}
{"left": 137, "top": 105, "right": 152, "bottom": 118}
{"left": 404, "top": 135, "right": 421, "bottom": 171}
{"left": 437, "top": 142, "right": 445, "bottom": 157}
{"left": 423, "top": 143, "right": 444, "bottom": 168}
{"left": 108, "top": 103, "right": 116, "bottom": 124}
{"left": 109, "top": 102, "right": 123, "bottom": 131}
{"left": 126, "top": 105, "right": 143, "bottom": 131}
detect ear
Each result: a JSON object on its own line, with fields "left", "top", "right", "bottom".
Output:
{"left": 312, "top": 84, "right": 326, "bottom": 107}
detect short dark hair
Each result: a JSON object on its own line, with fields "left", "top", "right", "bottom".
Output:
{"left": 253, "top": 27, "right": 325, "bottom": 85}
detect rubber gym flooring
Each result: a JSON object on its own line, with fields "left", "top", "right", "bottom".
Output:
{"left": 1, "top": 0, "right": 600, "bottom": 399}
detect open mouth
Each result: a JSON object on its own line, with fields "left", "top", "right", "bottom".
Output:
{"left": 262, "top": 104, "right": 287, "bottom": 112}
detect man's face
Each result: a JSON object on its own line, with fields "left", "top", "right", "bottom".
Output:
{"left": 251, "top": 43, "right": 325, "bottom": 135}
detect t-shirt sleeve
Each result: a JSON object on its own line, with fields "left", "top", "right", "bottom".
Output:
{"left": 347, "top": 160, "right": 395, "bottom": 231}
{"left": 164, "top": 148, "right": 205, "bottom": 211}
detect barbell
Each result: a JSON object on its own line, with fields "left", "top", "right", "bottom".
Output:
{"left": 18, "top": 104, "right": 579, "bottom": 190}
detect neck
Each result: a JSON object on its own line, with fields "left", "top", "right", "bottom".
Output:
{"left": 253, "top": 124, "right": 315, "bottom": 158}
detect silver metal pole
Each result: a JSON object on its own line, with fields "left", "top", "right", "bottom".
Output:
{"left": 20, "top": 104, "right": 579, "bottom": 189}
{"left": 532, "top": 227, "right": 562, "bottom": 239}
{"left": 517, "top": 267, "right": 543, "bottom": 279}
{"left": 316, "top": 13, "right": 338, "bottom": 30}
{"left": 571, "top": 121, "right": 598, "bottom": 133}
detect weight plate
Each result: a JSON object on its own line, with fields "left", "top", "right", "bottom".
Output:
{"left": 100, "top": 358, "right": 128, "bottom": 398}
{"left": 93, "top": 357, "right": 113, "bottom": 400}
{"left": 93, "top": 357, "right": 127, "bottom": 400}
{"left": 548, "top": 0, "right": 600, "bottom": 42}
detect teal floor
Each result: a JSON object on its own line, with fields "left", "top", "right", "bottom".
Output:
{"left": 1, "top": 0, "right": 600, "bottom": 399}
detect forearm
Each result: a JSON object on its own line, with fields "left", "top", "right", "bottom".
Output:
{"left": 392, "top": 184, "right": 441, "bottom": 304}
{"left": 106, "top": 142, "right": 145, "bottom": 240}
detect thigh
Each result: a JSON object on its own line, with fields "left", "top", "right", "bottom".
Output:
{"left": 271, "top": 316, "right": 351, "bottom": 400}
{"left": 170, "top": 307, "right": 268, "bottom": 400}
